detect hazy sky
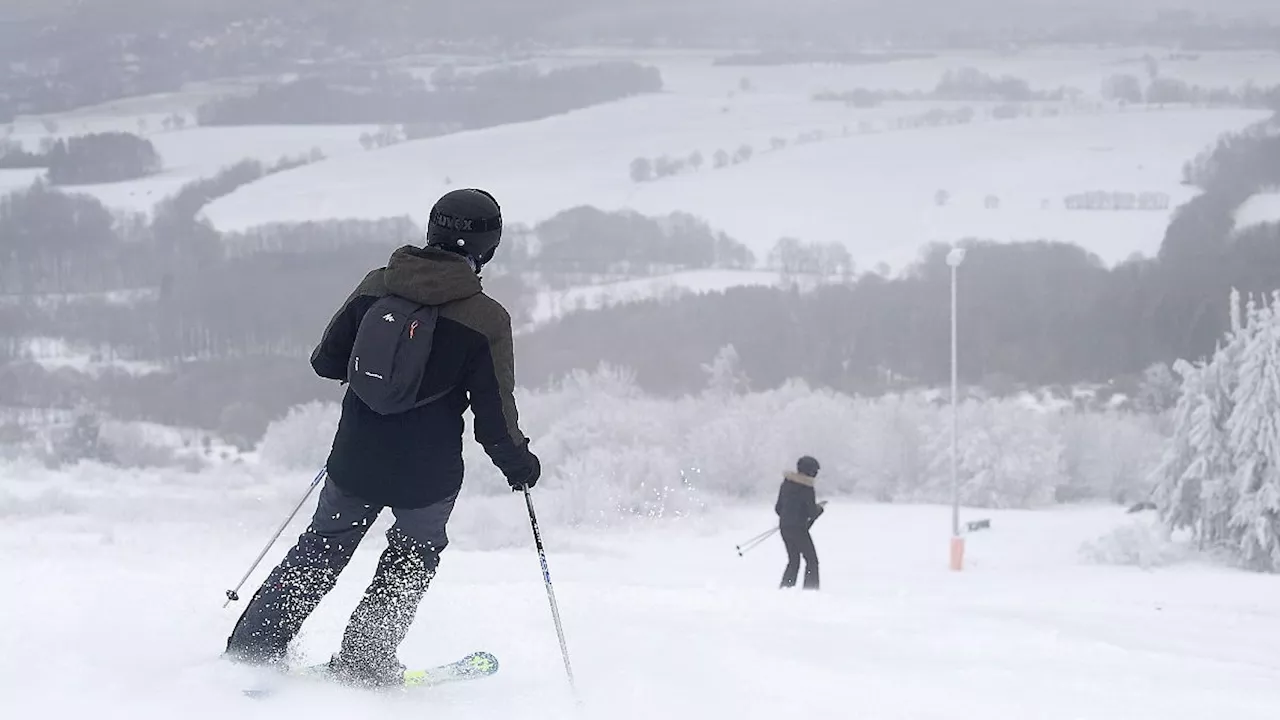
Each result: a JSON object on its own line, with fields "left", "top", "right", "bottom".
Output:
{"left": 8, "top": 0, "right": 1280, "bottom": 25}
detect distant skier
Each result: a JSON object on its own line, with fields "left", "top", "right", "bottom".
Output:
{"left": 776, "top": 455, "right": 824, "bottom": 590}
{"left": 223, "top": 188, "right": 541, "bottom": 686}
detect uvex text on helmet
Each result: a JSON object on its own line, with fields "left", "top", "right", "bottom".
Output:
{"left": 425, "top": 188, "right": 503, "bottom": 264}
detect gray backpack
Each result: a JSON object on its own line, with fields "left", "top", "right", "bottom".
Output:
{"left": 347, "top": 294, "right": 452, "bottom": 414}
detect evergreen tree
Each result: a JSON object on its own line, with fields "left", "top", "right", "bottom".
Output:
{"left": 1156, "top": 290, "right": 1246, "bottom": 546}
{"left": 701, "top": 344, "right": 749, "bottom": 399}
{"left": 1226, "top": 291, "right": 1280, "bottom": 570}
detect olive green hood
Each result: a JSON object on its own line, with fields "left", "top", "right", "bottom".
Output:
{"left": 383, "top": 245, "right": 482, "bottom": 306}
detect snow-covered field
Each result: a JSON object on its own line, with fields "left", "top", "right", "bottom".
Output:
{"left": 68, "top": 125, "right": 378, "bottom": 215}
{"left": 525, "top": 269, "right": 785, "bottom": 327}
{"left": 5, "top": 465, "right": 1279, "bottom": 720}
{"left": 4, "top": 79, "right": 260, "bottom": 140}
{"left": 6, "top": 47, "right": 1277, "bottom": 274}
{"left": 16, "top": 337, "right": 166, "bottom": 377}
{"left": 1235, "top": 190, "right": 1280, "bottom": 232}
{"left": 202, "top": 100, "right": 1263, "bottom": 270}
{"left": 0, "top": 168, "right": 45, "bottom": 194}
{"left": 3, "top": 124, "right": 378, "bottom": 216}
{"left": 193, "top": 46, "right": 1280, "bottom": 271}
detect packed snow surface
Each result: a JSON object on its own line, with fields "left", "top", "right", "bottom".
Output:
{"left": 4, "top": 464, "right": 1279, "bottom": 720}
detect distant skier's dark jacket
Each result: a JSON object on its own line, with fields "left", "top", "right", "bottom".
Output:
{"left": 310, "top": 245, "right": 537, "bottom": 508}
{"left": 775, "top": 472, "right": 823, "bottom": 528}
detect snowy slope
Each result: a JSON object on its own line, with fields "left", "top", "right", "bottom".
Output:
{"left": 202, "top": 101, "right": 1264, "bottom": 270}
{"left": 198, "top": 91, "right": 949, "bottom": 233}
{"left": 0, "top": 168, "right": 44, "bottom": 194}
{"left": 5, "top": 79, "right": 259, "bottom": 142}
{"left": 3, "top": 125, "right": 380, "bottom": 215}
{"left": 526, "top": 269, "right": 785, "bottom": 327}
{"left": 6, "top": 47, "right": 1279, "bottom": 270}
{"left": 17, "top": 337, "right": 166, "bottom": 377}
{"left": 1234, "top": 190, "right": 1280, "bottom": 232}
{"left": 4, "top": 466, "right": 1279, "bottom": 720}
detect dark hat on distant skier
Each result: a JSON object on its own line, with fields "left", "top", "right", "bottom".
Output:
{"left": 424, "top": 188, "right": 503, "bottom": 270}
{"left": 796, "top": 455, "right": 820, "bottom": 477}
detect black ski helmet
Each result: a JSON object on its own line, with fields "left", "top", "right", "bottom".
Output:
{"left": 797, "top": 455, "right": 820, "bottom": 477}
{"left": 424, "top": 188, "right": 503, "bottom": 269}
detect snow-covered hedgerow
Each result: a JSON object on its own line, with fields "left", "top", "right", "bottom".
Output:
{"left": 254, "top": 362, "right": 1168, "bottom": 531}
{"left": 1080, "top": 515, "right": 1189, "bottom": 569}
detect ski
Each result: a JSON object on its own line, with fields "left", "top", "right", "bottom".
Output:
{"left": 243, "top": 650, "right": 499, "bottom": 698}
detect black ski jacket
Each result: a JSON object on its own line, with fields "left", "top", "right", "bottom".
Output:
{"left": 310, "top": 245, "right": 538, "bottom": 508}
{"left": 775, "top": 472, "right": 823, "bottom": 529}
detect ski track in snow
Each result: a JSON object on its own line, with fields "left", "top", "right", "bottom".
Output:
{"left": 5, "top": 491, "right": 1280, "bottom": 720}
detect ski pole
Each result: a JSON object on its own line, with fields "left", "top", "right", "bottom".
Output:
{"left": 522, "top": 485, "right": 577, "bottom": 697}
{"left": 736, "top": 527, "right": 779, "bottom": 556}
{"left": 222, "top": 465, "right": 327, "bottom": 608}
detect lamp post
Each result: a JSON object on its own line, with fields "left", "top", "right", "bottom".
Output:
{"left": 945, "top": 247, "right": 965, "bottom": 571}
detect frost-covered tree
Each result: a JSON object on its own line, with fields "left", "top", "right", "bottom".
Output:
{"left": 1136, "top": 361, "right": 1180, "bottom": 413}
{"left": 1152, "top": 353, "right": 1234, "bottom": 537}
{"left": 1058, "top": 410, "right": 1165, "bottom": 504}
{"left": 1152, "top": 288, "right": 1239, "bottom": 540}
{"left": 1154, "top": 289, "right": 1280, "bottom": 570}
{"left": 701, "top": 344, "right": 749, "bottom": 399}
{"left": 1226, "top": 292, "right": 1280, "bottom": 570}
{"left": 921, "top": 399, "right": 1063, "bottom": 509}
{"left": 1102, "top": 74, "right": 1143, "bottom": 104}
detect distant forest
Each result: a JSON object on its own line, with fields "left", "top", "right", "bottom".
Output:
{"left": 196, "top": 62, "right": 663, "bottom": 127}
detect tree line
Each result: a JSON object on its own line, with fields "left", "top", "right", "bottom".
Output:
{"left": 816, "top": 66, "right": 1280, "bottom": 111}
{"left": 815, "top": 67, "right": 1076, "bottom": 107}
{"left": 0, "top": 132, "right": 162, "bottom": 185}
{"left": 196, "top": 62, "right": 663, "bottom": 127}
{"left": 0, "top": 171, "right": 758, "bottom": 441}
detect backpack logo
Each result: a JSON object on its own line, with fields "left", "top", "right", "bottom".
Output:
{"left": 382, "top": 313, "right": 395, "bottom": 322}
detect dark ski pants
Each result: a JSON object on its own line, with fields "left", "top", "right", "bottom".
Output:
{"left": 779, "top": 524, "right": 819, "bottom": 590}
{"left": 225, "top": 477, "right": 456, "bottom": 676}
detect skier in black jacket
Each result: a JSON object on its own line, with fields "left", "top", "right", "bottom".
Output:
{"left": 224, "top": 188, "right": 540, "bottom": 686}
{"left": 775, "top": 455, "right": 824, "bottom": 590}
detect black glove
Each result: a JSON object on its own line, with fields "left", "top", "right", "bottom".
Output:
{"left": 808, "top": 502, "right": 825, "bottom": 526}
{"left": 507, "top": 450, "right": 541, "bottom": 492}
